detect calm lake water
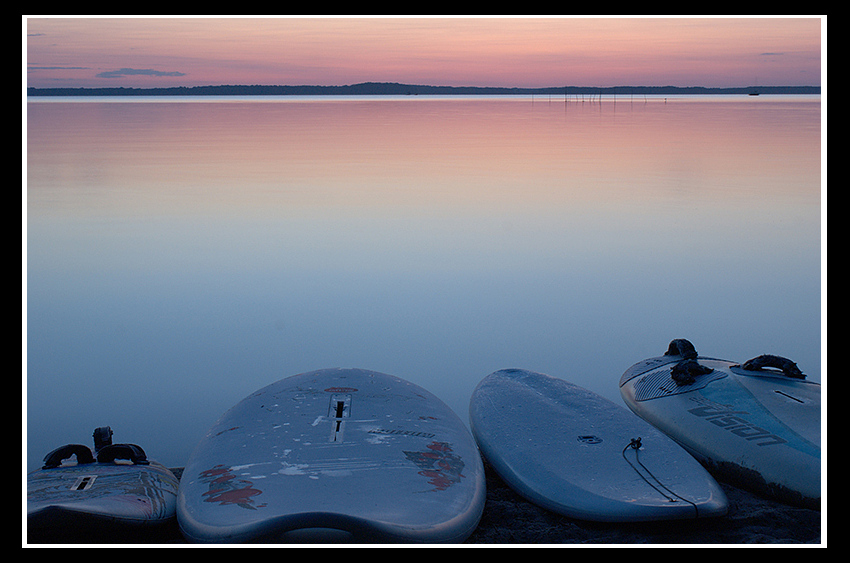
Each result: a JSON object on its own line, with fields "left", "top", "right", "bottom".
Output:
{"left": 25, "top": 95, "right": 822, "bottom": 471}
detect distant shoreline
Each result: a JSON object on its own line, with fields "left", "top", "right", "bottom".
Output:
{"left": 26, "top": 82, "right": 820, "bottom": 97}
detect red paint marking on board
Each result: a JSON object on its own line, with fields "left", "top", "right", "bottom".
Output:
{"left": 403, "top": 441, "right": 466, "bottom": 491}
{"left": 199, "top": 465, "right": 265, "bottom": 510}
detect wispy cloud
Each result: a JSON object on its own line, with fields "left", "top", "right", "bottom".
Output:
{"left": 29, "top": 66, "right": 90, "bottom": 70}
{"left": 96, "top": 68, "right": 186, "bottom": 79}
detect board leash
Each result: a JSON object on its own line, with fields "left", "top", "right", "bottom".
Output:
{"left": 621, "top": 437, "right": 700, "bottom": 518}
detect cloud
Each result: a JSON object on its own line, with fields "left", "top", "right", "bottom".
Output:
{"left": 759, "top": 52, "right": 786, "bottom": 56}
{"left": 96, "top": 68, "right": 186, "bottom": 78}
{"left": 28, "top": 66, "right": 89, "bottom": 70}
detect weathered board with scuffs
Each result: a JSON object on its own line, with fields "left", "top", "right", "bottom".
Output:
{"left": 177, "top": 368, "right": 485, "bottom": 543}
{"left": 27, "top": 460, "right": 178, "bottom": 539}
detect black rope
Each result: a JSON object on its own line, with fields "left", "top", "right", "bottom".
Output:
{"left": 621, "top": 437, "right": 699, "bottom": 518}
{"left": 741, "top": 354, "right": 806, "bottom": 379}
{"left": 671, "top": 359, "right": 714, "bottom": 385}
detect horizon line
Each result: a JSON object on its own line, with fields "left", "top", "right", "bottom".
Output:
{"left": 26, "top": 82, "right": 821, "bottom": 96}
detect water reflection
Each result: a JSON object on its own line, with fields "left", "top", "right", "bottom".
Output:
{"left": 26, "top": 96, "right": 821, "bottom": 470}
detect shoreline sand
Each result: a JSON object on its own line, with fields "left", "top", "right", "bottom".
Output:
{"left": 27, "top": 463, "right": 821, "bottom": 545}
{"left": 466, "top": 462, "right": 821, "bottom": 544}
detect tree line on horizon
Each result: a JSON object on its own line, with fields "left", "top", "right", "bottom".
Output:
{"left": 27, "top": 82, "right": 820, "bottom": 96}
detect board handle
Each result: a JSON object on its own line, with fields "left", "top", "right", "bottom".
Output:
{"left": 738, "top": 354, "right": 806, "bottom": 379}
{"left": 93, "top": 426, "right": 113, "bottom": 453}
{"left": 42, "top": 444, "right": 95, "bottom": 469}
{"left": 663, "top": 338, "right": 699, "bottom": 359}
{"left": 670, "top": 359, "right": 714, "bottom": 385}
{"left": 95, "top": 443, "right": 150, "bottom": 465}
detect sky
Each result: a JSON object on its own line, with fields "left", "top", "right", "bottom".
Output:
{"left": 25, "top": 16, "right": 823, "bottom": 90}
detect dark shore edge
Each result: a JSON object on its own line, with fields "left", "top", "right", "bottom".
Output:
{"left": 26, "top": 463, "right": 822, "bottom": 545}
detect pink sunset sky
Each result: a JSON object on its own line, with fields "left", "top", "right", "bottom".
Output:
{"left": 25, "top": 16, "right": 823, "bottom": 89}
